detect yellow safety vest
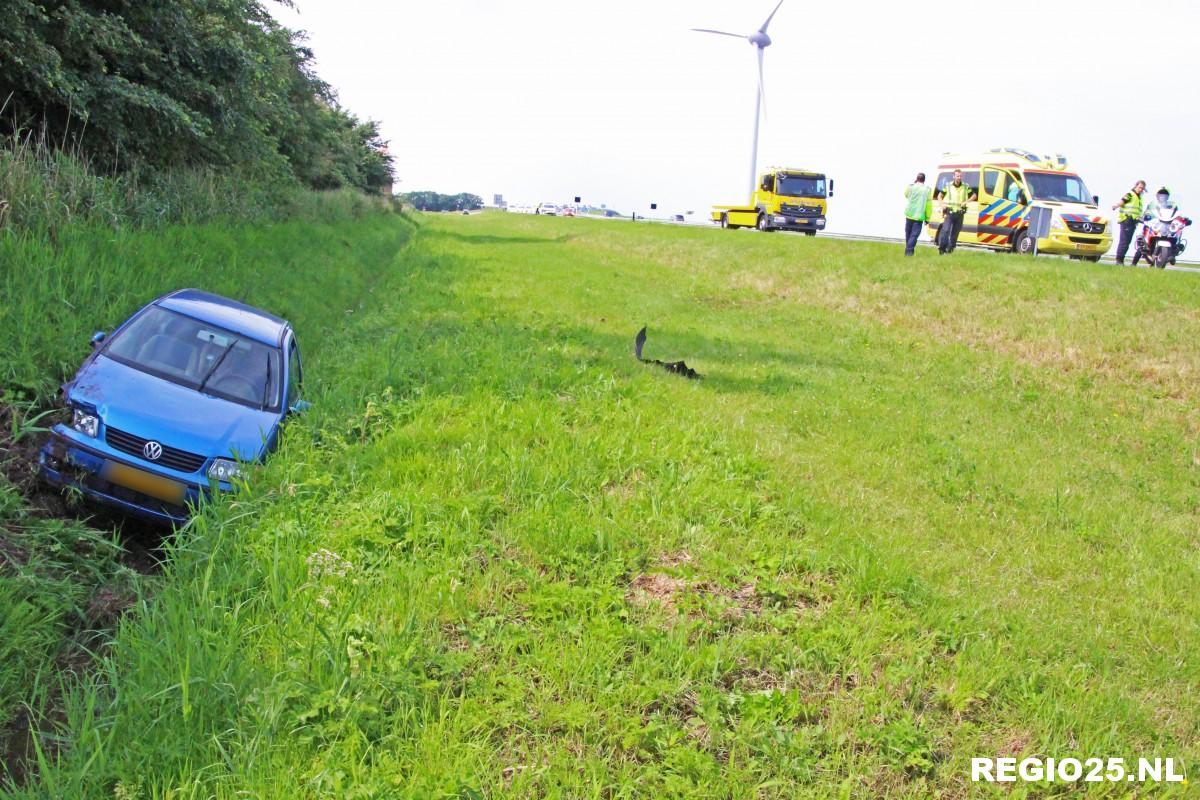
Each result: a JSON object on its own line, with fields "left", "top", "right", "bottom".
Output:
{"left": 1118, "top": 191, "right": 1143, "bottom": 223}
{"left": 942, "top": 182, "right": 971, "bottom": 212}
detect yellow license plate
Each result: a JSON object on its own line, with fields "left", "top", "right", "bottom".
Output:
{"left": 102, "top": 461, "right": 186, "bottom": 504}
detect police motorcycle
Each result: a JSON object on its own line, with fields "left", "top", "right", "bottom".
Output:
{"left": 1134, "top": 190, "right": 1190, "bottom": 268}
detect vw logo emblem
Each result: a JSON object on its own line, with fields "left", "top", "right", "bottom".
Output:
{"left": 143, "top": 441, "right": 163, "bottom": 461}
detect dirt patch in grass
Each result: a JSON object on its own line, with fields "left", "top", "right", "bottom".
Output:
{"left": 0, "top": 526, "right": 30, "bottom": 570}
{"left": 627, "top": 571, "right": 819, "bottom": 623}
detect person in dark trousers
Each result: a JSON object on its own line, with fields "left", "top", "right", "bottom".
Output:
{"left": 1112, "top": 180, "right": 1146, "bottom": 265}
{"left": 903, "top": 173, "right": 931, "bottom": 256}
{"left": 934, "top": 170, "right": 977, "bottom": 254}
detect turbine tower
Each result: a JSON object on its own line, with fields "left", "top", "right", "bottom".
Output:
{"left": 692, "top": 0, "right": 783, "bottom": 197}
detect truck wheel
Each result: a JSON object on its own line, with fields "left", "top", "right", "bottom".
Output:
{"left": 756, "top": 214, "right": 770, "bottom": 232}
{"left": 1013, "top": 230, "right": 1035, "bottom": 255}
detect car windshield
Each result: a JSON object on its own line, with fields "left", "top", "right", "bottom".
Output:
{"left": 1025, "top": 172, "right": 1093, "bottom": 204}
{"left": 103, "top": 306, "right": 281, "bottom": 410}
{"left": 776, "top": 175, "right": 826, "bottom": 198}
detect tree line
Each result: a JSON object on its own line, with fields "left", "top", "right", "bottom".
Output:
{"left": 0, "top": 0, "right": 393, "bottom": 194}
{"left": 401, "top": 192, "right": 483, "bottom": 212}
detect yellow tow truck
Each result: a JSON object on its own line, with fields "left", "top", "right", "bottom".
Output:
{"left": 711, "top": 167, "right": 831, "bottom": 235}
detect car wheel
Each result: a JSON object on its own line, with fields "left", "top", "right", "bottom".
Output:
{"left": 1013, "top": 230, "right": 1035, "bottom": 255}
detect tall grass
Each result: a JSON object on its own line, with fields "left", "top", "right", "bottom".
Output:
{"left": 0, "top": 129, "right": 388, "bottom": 241}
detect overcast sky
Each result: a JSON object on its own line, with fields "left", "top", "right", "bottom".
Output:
{"left": 271, "top": 0, "right": 1200, "bottom": 239}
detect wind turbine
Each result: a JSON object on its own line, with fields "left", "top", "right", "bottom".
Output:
{"left": 692, "top": 0, "right": 784, "bottom": 197}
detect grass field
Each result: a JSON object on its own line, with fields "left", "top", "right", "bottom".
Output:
{"left": 5, "top": 210, "right": 1200, "bottom": 797}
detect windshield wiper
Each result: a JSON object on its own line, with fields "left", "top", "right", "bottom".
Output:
{"left": 197, "top": 339, "right": 239, "bottom": 395}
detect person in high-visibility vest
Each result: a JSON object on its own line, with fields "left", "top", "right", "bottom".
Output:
{"left": 903, "top": 172, "right": 931, "bottom": 256}
{"left": 934, "top": 170, "right": 977, "bottom": 255}
{"left": 1111, "top": 180, "right": 1146, "bottom": 265}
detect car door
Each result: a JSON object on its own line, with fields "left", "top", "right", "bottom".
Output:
{"left": 978, "top": 168, "right": 1028, "bottom": 248}
{"left": 959, "top": 169, "right": 982, "bottom": 245}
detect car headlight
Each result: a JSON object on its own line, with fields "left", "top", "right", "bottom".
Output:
{"left": 1051, "top": 218, "right": 1064, "bottom": 230}
{"left": 71, "top": 408, "right": 99, "bottom": 438}
{"left": 207, "top": 458, "right": 243, "bottom": 482}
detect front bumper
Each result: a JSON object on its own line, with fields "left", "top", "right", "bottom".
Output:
{"left": 1039, "top": 230, "right": 1111, "bottom": 256}
{"left": 39, "top": 431, "right": 217, "bottom": 525}
{"left": 771, "top": 214, "right": 826, "bottom": 231}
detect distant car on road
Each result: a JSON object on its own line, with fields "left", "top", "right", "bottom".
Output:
{"left": 39, "top": 289, "right": 307, "bottom": 524}
{"left": 537, "top": 203, "right": 559, "bottom": 216}
{"left": 562, "top": 206, "right": 576, "bottom": 217}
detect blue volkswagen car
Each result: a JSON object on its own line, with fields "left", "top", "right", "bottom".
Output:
{"left": 39, "top": 289, "right": 306, "bottom": 524}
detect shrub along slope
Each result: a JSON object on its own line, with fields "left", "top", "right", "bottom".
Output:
{"left": 7, "top": 212, "right": 1200, "bottom": 797}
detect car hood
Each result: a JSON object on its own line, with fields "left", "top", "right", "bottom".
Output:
{"left": 67, "top": 355, "right": 278, "bottom": 461}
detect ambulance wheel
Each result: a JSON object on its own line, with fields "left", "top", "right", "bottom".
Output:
{"left": 1013, "top": 230, "right": 1035, "bottom": 255}
{"left": 720, "top": 214, "right": 728, "bottom": 229}
{"left": 756, "top": 214, "right": 771, "bottom": 232}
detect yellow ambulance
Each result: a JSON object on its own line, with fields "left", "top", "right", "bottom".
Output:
{"left": 925, "top": 148, "right": 1111, "bottom": 261}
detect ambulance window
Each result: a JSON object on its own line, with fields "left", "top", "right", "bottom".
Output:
{"left": 961, "top": 171, "right": 980, "bottom": 191}
{"left": 1005, "top": 173, "right": 1027, "bottom": 203}
{"left": 983, "top": 170, "right": 1001, "bottom": 196}
{"left": 936, "top": 172, "right": 955, "bottom": 191}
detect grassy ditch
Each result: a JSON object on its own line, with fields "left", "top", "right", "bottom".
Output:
{"left": 0, "top": 205, "right": 414, "bottom": 784}
{"left": 7, "top": 211, "right": 1200, "bottom": 797}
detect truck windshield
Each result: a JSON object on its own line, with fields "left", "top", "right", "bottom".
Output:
{"left": 776, "top": 175, "right": 826, "bottom": 198}
{"left": 1025, "top": 172, "right": 1093, "bottom": 204}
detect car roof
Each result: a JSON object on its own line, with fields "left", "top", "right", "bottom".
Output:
{"left": 157, "top": 289, "right": 289, "bottom": 346}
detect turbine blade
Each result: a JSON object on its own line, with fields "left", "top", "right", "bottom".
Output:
{"left": 757, "top": 46, "right": 767, "bottom": 120}
{"left": 758, "top": 0, "right": 784, "bottom": 33}
{"left": 691, "top": 28, "right": 747, "bottom": 39}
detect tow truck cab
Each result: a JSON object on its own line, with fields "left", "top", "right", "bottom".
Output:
{"left": 711, "top": 167, "right": 830, "bottom": 234}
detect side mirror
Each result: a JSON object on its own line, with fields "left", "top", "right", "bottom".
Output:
{"left": 1092, "top": 195, "right": 1100, "bottom": 206}
{"left": 90, "top": 331, "right": 107, "bottom": 348}
{"left": 828, "top": 180, "right": 835, "bottom": 197}
{"left": 289, "top": 399, "right": 312, "bottom": 415}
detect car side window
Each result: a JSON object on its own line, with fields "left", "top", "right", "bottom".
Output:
{"left": 287, "top": 339, "right": 302, "bottom": 406}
